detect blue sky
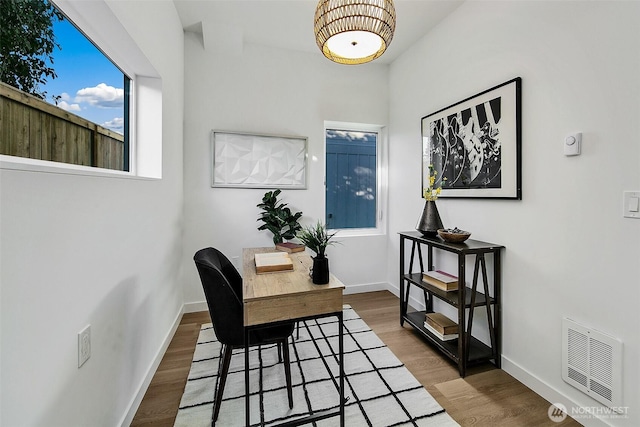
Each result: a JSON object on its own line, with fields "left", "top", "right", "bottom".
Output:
{"left": 42, "top": 16, "right": 125, "bottom": 134}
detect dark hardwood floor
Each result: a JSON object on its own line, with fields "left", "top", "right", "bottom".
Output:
{"left": 131, "top": 291, "right": 579, "bottom": 426}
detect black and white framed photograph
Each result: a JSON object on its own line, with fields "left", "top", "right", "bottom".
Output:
{"left": 211, "top": 130, "right": 307, "bottom": 189}
{"left": 421, "top": 77, "right": 522, "bottom": 199}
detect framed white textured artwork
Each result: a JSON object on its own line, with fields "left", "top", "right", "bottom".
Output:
{"left": 211, "top": 130, "right": 308, "bottom": 189}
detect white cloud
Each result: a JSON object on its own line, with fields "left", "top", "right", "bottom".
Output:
{"left": 327, "top": 130, "right": 373, "bottom": 141}
{"left": 75, "top": 83, "right": 124, "bottom": 108}
{"left": 102, "top": 117, "right": 124, "bottom": 134}
{"left": 57, "top": 100, "right": 81, "bottom": 112}
{"left": 59, "top": 92, "right": 71, "bottom": 102}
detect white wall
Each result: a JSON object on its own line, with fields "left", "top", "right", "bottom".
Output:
{"left": 0, "top": 1, "right": 184, "bottom": 425}
{"left": 181, "top": 35, "right": 390, "bottom": 305}
{"left": 388, "top": 1, "right": 640, "bottom": 426}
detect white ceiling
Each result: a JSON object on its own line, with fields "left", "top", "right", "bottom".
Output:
{"left": 173, "top": 0, "right": 464, "bottom": 64}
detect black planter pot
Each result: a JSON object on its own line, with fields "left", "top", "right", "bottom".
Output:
{"left": 312, "top": 256, "right": 330, "bottom": 284}
{"left": 416, "top": 200, "right": 444, "bottom": 237}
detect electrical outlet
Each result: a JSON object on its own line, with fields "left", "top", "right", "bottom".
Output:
{"left": 78, "top": 325, "right": 91, "bottom": 368}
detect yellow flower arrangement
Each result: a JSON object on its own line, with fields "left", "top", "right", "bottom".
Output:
{"left": 423, "top": 164, "right": 444, "bottom": 201}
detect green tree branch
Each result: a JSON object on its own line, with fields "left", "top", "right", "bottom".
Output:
{"left": 0, "top": 0, "right": 63, "bottom": 99}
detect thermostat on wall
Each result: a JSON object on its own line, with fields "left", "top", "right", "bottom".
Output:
{"left": 564, "top": 133, "right": 581, "bottom": 156}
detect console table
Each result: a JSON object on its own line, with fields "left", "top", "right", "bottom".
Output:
{"left": 399, "top": 231, "right": 504, "bottom": 377}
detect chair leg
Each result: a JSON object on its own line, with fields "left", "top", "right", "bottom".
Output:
{"left": 213, "top": 345, "right": 233, "bottom": 423}
{"left": 277, "top": 342, "right": 282, "bottom": 363}
{"left": 281, "top": 337, "right": 293, "bottom": 409}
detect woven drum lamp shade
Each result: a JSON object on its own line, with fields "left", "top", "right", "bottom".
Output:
{"left": 314, "top": 0, "right": 396, "bottom": 65}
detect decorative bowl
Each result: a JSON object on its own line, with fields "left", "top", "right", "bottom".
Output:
{"left": 437, "top": 228, "right": 471, "bottom": 243}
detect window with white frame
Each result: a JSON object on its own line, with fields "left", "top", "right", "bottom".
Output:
{"left": 325, "top": 123, "right": 385, "bottom": 232}
{"left": 0, "top": 0, "right": 131, "bottom": 171}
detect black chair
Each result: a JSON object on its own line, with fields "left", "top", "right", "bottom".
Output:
{"left": 193, "top": 247, "right": 295, "bottom": 424}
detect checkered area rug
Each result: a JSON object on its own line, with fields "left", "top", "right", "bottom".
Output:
{"left": 174, "top": 305, "right": 459, "bottom": 426}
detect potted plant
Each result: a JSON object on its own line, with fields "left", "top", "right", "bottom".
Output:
{"left": 297, "top": 221, "right": 339, "bottom": 284}
{"left": 416, "top": 164, "right": 445, "bottom": 236}
{"left": 257, "top": 189, "right": 303, "bottom": 245}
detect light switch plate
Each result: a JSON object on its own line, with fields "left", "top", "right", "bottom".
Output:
{"left": 78, "top": 325, "right": 91, "bottom": 368}
{"left": 623, "top": 191, "right": 640, "bottom": 219}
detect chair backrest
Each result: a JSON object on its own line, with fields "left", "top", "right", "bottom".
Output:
{"left": 193, "top": 247, "right": 245, "bottom": 346}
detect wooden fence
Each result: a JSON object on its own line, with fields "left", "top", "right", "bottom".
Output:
{"left": 326, "top": 135, "right": 377, "bottom": 229}
{"left": 0, "top": 81, "right": 125, "bottom": 171}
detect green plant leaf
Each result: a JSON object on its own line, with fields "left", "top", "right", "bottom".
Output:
{"left": 256, "top": 189, "right": 302, "bottom": 243}
{"left": 296, "top": 221, "right": 339, "bottom": 257}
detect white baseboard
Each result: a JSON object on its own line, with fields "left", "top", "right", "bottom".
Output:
{"left": 184, "top": 300, "right": 208, "bottom": 313}
{"left": 343, "top": 281, "right": 389, "bottom": 295}
{"left": 119, "top": 307, "right": 183, "bottom": 427}
{"left": 384, "top": 281, "right": 427, "bottom": 311}
{"left": 502, "top": 356, "right": 610, "bottom": 427}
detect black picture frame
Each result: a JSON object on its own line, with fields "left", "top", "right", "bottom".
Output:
{"left": 421, "top": 77, "right": 522, "bottom": 199}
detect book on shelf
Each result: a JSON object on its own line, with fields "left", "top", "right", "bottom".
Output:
{"left": 275, "top": 242, "right": 305, "bottom": 253}
{"left": 254, "top": 252, "right": 294, "bottom": 274}
{"left": 422, "top": 270, "right": 458, "bottom": 291}
{"left": 423, "top": 321, "right": 458, "bottom": 341}
{"left": 425, "top": 312, "right": 458, "bottom": 335}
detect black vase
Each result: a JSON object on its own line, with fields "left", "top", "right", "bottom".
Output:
{"left": 416, "top": 200, "right": 444, "bottom": 237}
{"left": 312, "top": 256, "right": 330, "bottom": 284}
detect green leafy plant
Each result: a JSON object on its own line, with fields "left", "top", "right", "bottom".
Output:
{"left": 257, "top": 189, "right": 303, "bottom": 244}
{"left": 296, "top": 221, "right": 339, "bottom": 259}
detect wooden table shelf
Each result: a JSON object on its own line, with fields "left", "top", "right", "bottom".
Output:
{"left": 403, "top": 273, "right": 495, "bottom": 307}
{"left": 404, "top": 311, "right": 494, "bottom": 364}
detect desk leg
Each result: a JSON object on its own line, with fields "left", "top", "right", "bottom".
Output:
{"left": 338, "top": 311, "right": 344, "bottom": 427}
{"left": 244, "top": 328, "right": 250, "bottom": 427}
{"left": 399, "top": 236, "right": 406, "bottom": 326}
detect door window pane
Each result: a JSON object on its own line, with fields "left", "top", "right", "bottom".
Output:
{"left": 325, "top": 129, "right": 377, "bottom": 229}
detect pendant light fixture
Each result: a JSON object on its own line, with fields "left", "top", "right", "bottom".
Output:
{"left": 314, "top": 0, "right": 396, "bottom": 65}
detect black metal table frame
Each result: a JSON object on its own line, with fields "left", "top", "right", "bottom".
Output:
{"left": 399, "top": 231, "right": 503, "bottom": 377}
{"left": 244, "top": 310, "right": 345, "bottom": 427}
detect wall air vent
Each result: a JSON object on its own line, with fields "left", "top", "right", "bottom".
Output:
{"left": 562, "top": 318, "right": 622, "bottom": 408}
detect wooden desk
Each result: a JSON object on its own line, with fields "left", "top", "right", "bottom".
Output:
{"left": 242, "top": 247, "right": 345, "bottom": 325}
{"left": 242, "top": 247, "right": 345, "bottom": 426}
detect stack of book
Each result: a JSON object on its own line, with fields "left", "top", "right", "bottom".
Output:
{"left": 275, "top": 242, "right": 305, "bottom": 253}
{"left": 423, "top": 312, "right": 458, "bottom": 341}
{"left": 254, "top": 252, "right": 294, "bottom": 274}
{"left": 422, "top": 270, "right": 458, "bottom": 291}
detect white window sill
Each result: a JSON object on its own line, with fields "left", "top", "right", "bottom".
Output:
{"left": 0, "top": 155, "right": 157, "bottom": 181}
{"left": 331, "top": 228, "right": 386, "bottom": 238}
